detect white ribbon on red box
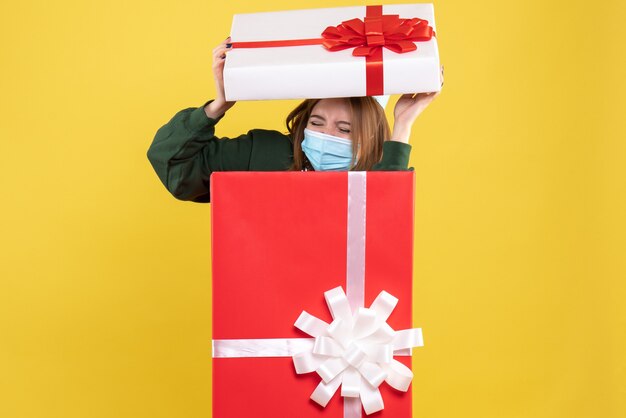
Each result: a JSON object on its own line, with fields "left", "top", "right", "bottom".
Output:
{"left": 212, "top": 172, "right": 424, "bottom": 417}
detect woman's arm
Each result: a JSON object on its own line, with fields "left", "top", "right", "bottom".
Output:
{"left": 371, "top": 141, "right": 412, "bottom": 171}
{"left": 148, "top": 39, "right": 299, "bottom": 202}
{"left": 147, "top": 39, "right": 250, "bottom": 203}
{"left": 147, "top": 102, "right": 255, "bottom": 202}
{"left": 372, "top": 66, "right": 443, "bottom": 171}
{"left": 205, "top": 37, "right": 236, "bottom": 119}
{"left": 390, "top": 65, "right": 444, "bottom": 143}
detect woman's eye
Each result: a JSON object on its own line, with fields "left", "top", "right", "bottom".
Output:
{"left": 339, "top": 128, "right": 351, "bottom": 134}
{"left": 310, "top": 121, "right": 322, "bottom": 126}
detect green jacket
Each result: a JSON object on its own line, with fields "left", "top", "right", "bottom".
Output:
{"left": 147, "top": 101, "right": 413, "bottom": 203}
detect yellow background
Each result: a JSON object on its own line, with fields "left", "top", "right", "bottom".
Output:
{"left": 1, "top": 0, "right": 625, "bottom": 417}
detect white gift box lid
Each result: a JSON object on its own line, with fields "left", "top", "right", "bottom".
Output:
{"left": 224, "top": 4, "right": 441, "bottom": 101}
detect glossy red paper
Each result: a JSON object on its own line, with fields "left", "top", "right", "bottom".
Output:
{"left": 211, "top": 171, "right": 415, "bottom": 417}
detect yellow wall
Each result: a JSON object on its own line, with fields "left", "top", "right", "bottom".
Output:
{"left": 1, "top": 1, "right": 624, "bottom": 417}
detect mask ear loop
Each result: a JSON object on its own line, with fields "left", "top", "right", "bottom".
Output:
{"left": 300, "top": 130, "right": 315, "bottom": 171}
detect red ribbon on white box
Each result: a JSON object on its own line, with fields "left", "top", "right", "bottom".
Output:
{"left": 212, "top": 172, "right": 424, "bottom": 417}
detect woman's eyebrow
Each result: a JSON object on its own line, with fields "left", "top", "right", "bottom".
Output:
{"left": 310, "top": 114, "right": 350, "bottom": 125}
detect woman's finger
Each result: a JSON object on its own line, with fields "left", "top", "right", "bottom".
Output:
{"left": 212, "top": 44, "right": 227, "bottom": 54}
{"left": 212, "top": 46, "right": 232, "bottom": 62}
{"left": 212, "top": 37, "right": 232, "bottom": 54}
{"left": 213, "top": 45, "right": 231, "bottom": 57}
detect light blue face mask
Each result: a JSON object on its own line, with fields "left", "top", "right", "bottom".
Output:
{"left": 301, "top": 128, "right": 357, "bottom": 171}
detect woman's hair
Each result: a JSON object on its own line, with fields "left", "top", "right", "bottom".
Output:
{"left": 285, "top": 97, "right": 391, "bottom": 171}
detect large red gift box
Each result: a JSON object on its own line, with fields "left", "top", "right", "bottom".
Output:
{"left": 211, "top": 171, "right": 419, "bottom": 417}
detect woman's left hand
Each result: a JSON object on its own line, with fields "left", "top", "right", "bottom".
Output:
{"left": 391, "top": 65, "right": 444, "bottom": 143}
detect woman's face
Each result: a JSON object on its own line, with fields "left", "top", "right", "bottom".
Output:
{"left": 307, "top": 98, "right": 352, "bottom": 140}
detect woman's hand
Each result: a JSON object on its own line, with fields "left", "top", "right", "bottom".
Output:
{"left": 204, "top": 37, "right": 236, "bottom": 119}
{"left": 390, "top": 65, "right": 444, "bottom": 143}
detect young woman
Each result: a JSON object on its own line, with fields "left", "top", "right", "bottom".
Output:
{"left": 147, "top": 38, "right": 442, "bottom": 202}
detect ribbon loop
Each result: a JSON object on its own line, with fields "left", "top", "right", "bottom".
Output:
{"left": 352, "top": 307, "right": 378, "bottom": 339}
{"left": 361, "top": 343, "right": 394, "bottom": 364}
{"left": 318, "top": 357, "right": 349, "bottom": 383}
{"left": 368, "top": 321, "right": 396, "bottom": 343}
{"left": 358, "top": 361, "right": 388, "bottom": 387}
{"left": 364, "top": 16, "right": 384, "bottom": 47}
{"left": 392, "top": 328, "right": 424, "bottom": 350}
{"left": 343, "top": 343, "right": 368, "bottom": 368}
{"left": 293, "top": 351, "right": 324, "bottom": 374}
{"left": 313, "top": 336, "right": 344, "bottom": 357}
{"left": 294, "top": 310, "right": 329, "bottom": 337}
{"left": 370, "top": 290, "right": 398, "bottom": 322}
{"left": 382, "top": 359, "right": 414, "bottom": 392}
{"left": 325, "top": 286, "right": 353, "bottom": 323}
{"left": 311, "top": 376, "right": 342, "bottom": 407}
{"left": 360, "top": 382, "right": 385, "bottom": 415}
{"left": 327, "top": 318, "right": 351, "bottom": 348}
{"left": 341, "top": 368, "right": 361, "bottom": 398}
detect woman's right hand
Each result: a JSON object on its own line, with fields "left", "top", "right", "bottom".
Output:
{"left": 205, "top": 37, "right": 236, "bottom": 119}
